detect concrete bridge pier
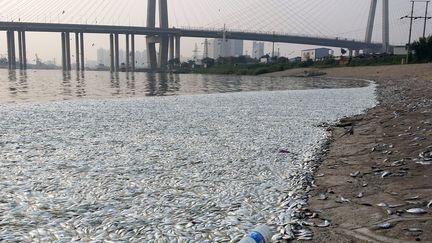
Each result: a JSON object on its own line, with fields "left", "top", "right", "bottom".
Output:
{"left": 17, "top": 31, "right": 23, "bottom": 69}
{"left": 126, "top": 34, "right": 130, "bottom": 71}
{"left": 175, "top": 36, "right": 181, "bottom": 61}
{"left": 114, "top": 33, "right": 120, "bottom": 71}
{"left": 80, "top": 32, "right": 85, "bottom": 71}
{"left": 146, "top": 38, "right": 158, "bottom": 70}
{"left": 74, "top": 32, "right": 85, "bottom": 71}
{"left": 146, "top": 0, "right": 169, "bottom": 70}
{"left": 158, "top": 36, "right": 169, "bottom": 69}
{"left": 7, "top": 31, "right": 17, "bottom": 69}
{"left": 61, "top": 32, "right": 66, "bottom": 70}
{"left": 20, "top": 31, "right": 27, "bottom": 69}
{"left": 61, "top": 32, "right": 72, "bottom": 71}
{"left": 131, "top": 34, "right": 135, "bottom": 71}
{"left": 66, "top": 32, "right": 71, "bottom": 71}
{"left": 169, "top": 35, "right": 174, "bottom": 62}
{"left": 75, "top": 33, "right": 80, "bottom": 71}
{"left": 109, "top": 34, "right": 115, "bottom": 72}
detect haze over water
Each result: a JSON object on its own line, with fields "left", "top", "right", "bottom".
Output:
{"left": 0, "top": 69, "right": 369, "bottom": 103}
{"left": 0, "top": 71, "right": 376, "bottom": 241}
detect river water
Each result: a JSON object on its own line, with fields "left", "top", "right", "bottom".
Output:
{"left": 0, "top": 70, "right": 376, "bottom": 242}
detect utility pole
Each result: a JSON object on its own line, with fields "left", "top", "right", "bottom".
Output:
{"left": 401, "top": 0, "right": 432, "bottom": 63}
{"left": 401, "top": 1, "right": 416, "bottom": 63}
{"left": 424, "top": 1, "right": 431, "bottom": 38}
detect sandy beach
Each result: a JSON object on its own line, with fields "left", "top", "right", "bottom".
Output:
{"left": 267, "top": 63, "right": 432, "bottom": 242}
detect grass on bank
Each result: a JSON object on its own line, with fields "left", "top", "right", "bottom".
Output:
{"left": 190, "top": 55, "right": 407, "bottom": 76}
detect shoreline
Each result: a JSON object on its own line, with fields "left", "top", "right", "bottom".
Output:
{"left": 267, "top": 63, "right": 432, "bottom": 242}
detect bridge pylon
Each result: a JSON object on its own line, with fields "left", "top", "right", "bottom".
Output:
{"left": 365, "top": 0, "right": 390, "bottom": 53}
{"left": 146, "top": 0, "right": 172, "bottom": 70}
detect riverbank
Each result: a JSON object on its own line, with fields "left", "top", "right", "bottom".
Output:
{"left": 267, "top": 63, "right": 432, "bottom": 242}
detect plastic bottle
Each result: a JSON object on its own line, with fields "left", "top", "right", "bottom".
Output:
{"left": 239, "top": 225, "right": 272, "bottom": 243}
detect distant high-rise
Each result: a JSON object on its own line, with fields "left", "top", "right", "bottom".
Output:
{"left": 97, "top": 48, "right": 110, "bottom": 66}
{"left": 210, "top": 39, "right": 244, "bottom": 58}
{"left": 252, "top": 41, "right": 265, "bottom": 59}
{"left": 97, "top": 48, "right": 147, "bottom": 67}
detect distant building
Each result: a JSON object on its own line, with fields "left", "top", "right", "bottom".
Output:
{"left": 210, "top": 39, "right": 244, "bottom": 58}
{"left": 97, "top": 48, "right": 147, "bottom": 67}
{"left": 301, "top": 48, "right": 334, "bottom": 61}
{"left": 252, "top": 41, "right": 265, "bottom": 59}
{"left": 392, "top": 45, "right": 407, "bottom": 55}
{"left": 97, "top": 48, "right": 110, "bottom": 66}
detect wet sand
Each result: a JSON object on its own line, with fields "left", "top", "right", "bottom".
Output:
{"left": 267, "top": 63, "right": 432, "bottom": 242}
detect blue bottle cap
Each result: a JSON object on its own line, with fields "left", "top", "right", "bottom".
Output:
{"left": 249, "top": 230, "right": 265, "bottom": 243}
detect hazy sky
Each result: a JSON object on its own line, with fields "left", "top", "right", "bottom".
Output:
{"left": 0, "top": 0, "right": 430, "bottom": 64}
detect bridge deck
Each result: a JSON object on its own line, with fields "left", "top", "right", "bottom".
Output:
{"left": 0, "top": 21, "right": 382, "bottom": 50}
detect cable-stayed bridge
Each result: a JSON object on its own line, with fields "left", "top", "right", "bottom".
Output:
{"left": 0, "top": 0, "right": 418, "bottom": 71}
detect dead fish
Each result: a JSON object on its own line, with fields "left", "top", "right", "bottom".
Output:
{"left": 339, "top": 196, "right": 350, "bottom": 203}
{"left": 362, "top": 183, "right": 368, "bottom": 187}
{"left": 302, "top": 221, "right": 315, "bottom": 227}
{"left": 356, "top": 192, "right": 364, "bottom": 198}
{"left": 406, "top": 208, "right": 427, "bottom": 214}
{"left": 350, "top": 171, "right": 360, "bottom": 177}
{"left": 318, "top": 194, "right": 328, "bottom": 200}
{"left": 386, "top": 209, "right": 394, "bottom": 215}
{"left": 405, "top": 228, "right": 423, "bottom": 233}
{"left": 404, "top": 196, "right": 420, "bottom": 200}
{"left": 373, "top": 222, "right": 393, "bottom": 230}
{"left": 316, "top": 220, "right": 331, "bottom": 228}
{"left": 416, "top": 160, "right": 432, "bottom": 165}
{"left": 381, "top": 171, "right": 391, "bottom": 178}
{"left": 391, "top": 160, "right": 404, "bottom": 167}
{"left": 388, "top": 204, "right": 405, "bottom": 208}
{"left": 427, "top": 200, "right": 432, "bottom": 208}
{"left": 377, "top": 202, "right": 388, "bottom": 207}
{"left": 316, "top": 173, "right": 325, "bottom": 177}
{"left": 271, "top": 233, "right": 283, "bottom": 241}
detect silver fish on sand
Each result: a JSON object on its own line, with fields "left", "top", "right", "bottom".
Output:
{"left": 405, "top": 208, "right": 427, "bottom": 214}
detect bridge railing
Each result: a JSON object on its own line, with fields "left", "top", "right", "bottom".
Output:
{"left": 178, "top": 26, "right": 381, "bottom": 44}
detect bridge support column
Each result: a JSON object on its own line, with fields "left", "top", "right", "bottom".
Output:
{"left": 65, "top": 32, "right": 71, "bottom": 71}
{"left": 7, "top": 31, "right": 17, "bottom": 69}
{"left": 126, "top": 34, "right": 130, "bottom": 72}
{"left": 80, "top": 33, "right": 85, "bottom": 71}
{"left": 21, "top": 31, "right": 27, "bottom": 69}
{"left": 146, "top": 39, "right": 158, "bottom": 70}
{"left": 18, "top": 31, "right": 23, "bottom": 69}
{"left": 11, "top": 31, "right": 16, "bottom": 69}
{"left": 131, "top": 34, "right": 135, "bottom": 71}
{"left": 175, "top": 36, "right": 181, "bottom": 61}
{"left": 169, "top": 35, "right": 174, "bottom": 62}
{"left": 146, "top": 0, "right": 169, "bottom": 70}
{"left": 114, "top": 33, "right": 120, "bottom": 71}
{"left": 109, "top": 34, "right": 114, "bottom": 72}
{"left": 7, "top": 31, "right": 12, "bottom": 69}
{"left": 75, "top": 33, "right": 80, "bottom": 71}
{"left": 61, "top": 32, "right": 66, "bottom": 71}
